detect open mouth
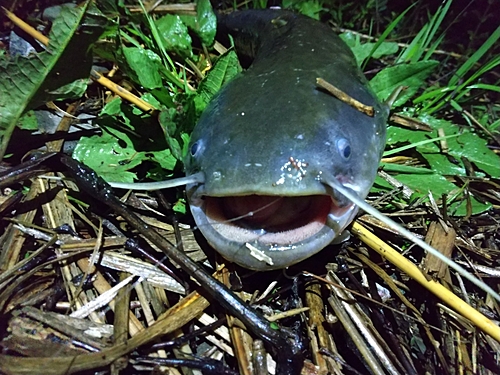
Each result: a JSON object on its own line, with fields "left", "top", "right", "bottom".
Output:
{"left": 186, "top": 176, "right": 360, "bottom": 270}
{"left": 203, "top": 194, "right": 353, "bottom": 245}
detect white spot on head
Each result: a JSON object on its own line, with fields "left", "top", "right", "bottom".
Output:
{"left": 295, "top": 134, "right": 304, "bottom": 140}
{"left": 241, "top": 112, "right": 245, "bottom": 116}
{"left": 244, "top": 163, "right": 263, "bottom": 168}
{"left": 212, "top": 171, "right": 222, "bottom": 180}
{"left": 275, "top": 157, "right": 309, "bottom": 185}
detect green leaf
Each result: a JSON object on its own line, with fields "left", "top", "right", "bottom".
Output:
{"left": 17, "top": 111, "right": 39, "bottom": 131}
{"left": 395, "top": 173, "right": 456, "bottom": 196}
{"left": 100, "top": 97, "right": 122, "bottom": 117}
{"left": 387, "top": 113, "right": 500, "bottom": 178}
{"left": 155, "top": 14, "right": 193, "bottom": 58}
{"left": 138, "top": 92, "right": 162, "bottom": 109}
{"left": 418, "top": 153, "right": 466, "bottom": 176}
{"left": 379, "top": 172, "right": 491, "bottom": 216}
{"left": 418, "top": 114, "right": 500, "bottom": 177}
{"left": 47, "top": 78, "right": 88, "bottom": 99}
{"left": 196, "top": 49, "right": 242, "bottom": 112}
{"left": 448, "top": 196, "right": 492, "bottom": 217}
{"left": 282, "top": 0, "right": 326, "bottom": 19}
{"left": 179, "top": 0, "right": 217, "bottom": 46}
{"left": 122, "top": 47, "right": 163, "bottom": 89}
{"left": 349, "top": 41, "right": 399, "bottom": 67}
{"left": 173, "top": 199, "right": 187, "bottom": 215}
{"left": 180, "top": 132, "right": 191, "bottom": 158}
{"left": 75, "top": 94, "right": 179, "bottom": 183}
{"left": 159, "top": 108, "right": 183, "bottom": 160}
{"left": 73, "top": 125, "right": 177, "bottom": 183}
{"left": 370, "top": 61, "right": 438, "bottom": 106}
{"left": 149, "top": 87, "right": 175, "bottom": 107}
{"left": 0, "top": 1, "right": 106, "bottom": 159}
{"left": 73, "top": 131, "right": 142, "bottom": 183}
{"left": 296, "top": 0, "right": 325, "bottom": 19}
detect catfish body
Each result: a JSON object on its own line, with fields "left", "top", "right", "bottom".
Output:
{"left": 185, "top": 10, "right": 388, "bottom": 270}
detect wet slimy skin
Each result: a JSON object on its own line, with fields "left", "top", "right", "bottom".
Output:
{"left": 185, "top": 10, "right": 389, "bottom": 270}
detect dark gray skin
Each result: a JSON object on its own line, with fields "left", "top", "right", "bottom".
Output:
{"left": 185, "top": 10, "right": 388, "bottom": 270}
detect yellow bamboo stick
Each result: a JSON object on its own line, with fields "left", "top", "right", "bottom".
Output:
{"left": 2, "top": 8, "right": 49, "bottom": 45}
{"left": 352, "top": 221, "right": 500, "bottom": 342}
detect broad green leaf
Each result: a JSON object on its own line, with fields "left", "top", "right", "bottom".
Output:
{"left": 181, "top": 51, "right": 241, "bottom": 150}
{"left": 122, "top": 47, "right": 163, "bottom": 89}
{"left": 296, "top": 0, "right": 325, "bottom": 19}
{"left": 394, "top": 173, "right": 491, "bottom": 216}
{"left": 159, "top": 108, "right": 183, "bottom": 160}
{"left": 101, "top": 97, "right": 122, "bottom": 117}
{"left": 386, "top": 125, "right": 431, "bottom": 147}
{"left": 47, "top": 78, "right": 88, "bottom": 99}
{"left": 282, "top": 0, "right": 326, "bottom": 19}
{"left": 387, "top": 115, "right": 500, "bottom": 178}
{"left": 75, "top": 95, "right": 178, "bottom": 182}
{"left": 448, "top": 196, "right": 492, "bottom": 217}
{"left": 395, "top": 173, "right": 455, "bottom": 196}
{"left": 180, "top": 0, "right": 217, "bottom": 46}
{"left": 370, "top": 61, "right": 438, "bottom": 106}
{"left": 138, "top": 93, "right": 162, "bottom": 109}
{"left": 180, "top": 132, "right": 191, "bottom": 158}
{"left": 73, "top": 131, "right": 142, "bottom": 183}
{"left": 350, "top": 41, "right": 399, "bottom": 66}
{"left": 197, "top": 50, "right": 241, "bottom": 108}
{"left": 155, "top": 14, "right": 192, "bottom": 58}
{"left": 382, "top": 110, "right": 499, "bottom": 216}
{"left": 18, "top": 111, "right": 38, "bottom": 131}
{"left": 173, "top": 199, "right": 187, "bottom": 215}
{"left": 419, "top": 153, "right": 466, "bottom": 176}
{"left": 147, "top": 148, "right": 177, "bottom": 171}
{"left": 73, "top": 125, "right": 177, "bottom": 183}
{"left": 418, "top": 114, "right": 500, "bottom": 177}
{"left": 0, "top": 2, "right": 106, "bottom": 159}
{"left": 149, "top": 87, "right": 175, "bottom": 107}
{"left": 339, "top": 32, "right": 358, "bottom": 48}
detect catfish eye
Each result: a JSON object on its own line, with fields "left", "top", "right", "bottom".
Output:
{"left": 337, "top": 138, "right": 351, "bottom": 160}
{"left": 190, "top": 141, "right": 200, "bottom": 156}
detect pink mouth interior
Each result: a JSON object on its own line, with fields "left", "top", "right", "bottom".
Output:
{"left": 204, "top": 195, "right": 352, "bottom": 245}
